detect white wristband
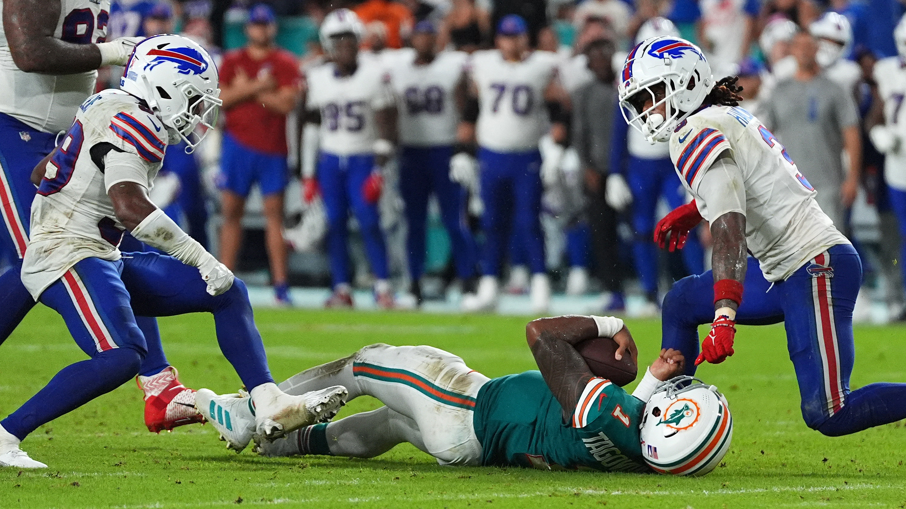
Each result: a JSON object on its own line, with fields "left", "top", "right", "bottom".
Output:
{"left": 590, "top": 315, "right": 624, "bottom": 338}
{"left": 373, "top": 139, "right": 394, "bottom": 157}
{"left": 131, "top": 208, "right": 213, "bottom": 268}
{"left": 631, "top": 367, "right": 662, "bottom": 402}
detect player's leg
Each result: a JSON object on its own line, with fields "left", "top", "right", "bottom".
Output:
{"left": 217, "top": 133, "right": 254, "bottom": 271}
{"left": 347, "top": 154, "right": 392, "bottom": 304}
{"left": 477, "top": 148, "right": 514, "bottom": 278}
{"left": 399, "top": 147, "right": 432, "bottom": 283}
{"left": 0, "top": 265, "right": 35, "bottom": 345}
{"left": 0, "top": 259, "right": 146, "bottom": 467}
{"left": 661, "top": 165, "right": 704, "bottom": 275}
{"left": 512, "top": 150, "right": 545, "bottom": 276}
{"left": 277, "top": 343, "right": 488, "bottom": 465}
{"left": 661, "top": 260, "right": 783, "bottom": 375}
{"left": 628, "top": 157, "right": 661, "bottom": 302}
{"left": 319, "top": 153, "right": 353, "bottom": 300}
{"left": 780, "top": 244, "right": 906, "bottom": 436}
{"left": 259, "top": 406, "right": 427, "bottom": 459}
{"left": 430, "top": 146, "right": 476, "bottom": 281}
{"left": 120, "top": 252, "right": 346, "bottom": 444}
{"left": 887, "top": 185, "right": 906, "bottom": 291}
{"left": 258, "top": 151, "right": 291, "bottom": 304}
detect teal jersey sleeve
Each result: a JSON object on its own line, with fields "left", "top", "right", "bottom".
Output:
{"left": 473, "top": 372, "right": 650, "bottom": 473}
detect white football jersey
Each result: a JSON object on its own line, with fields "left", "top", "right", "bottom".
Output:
{"left": 22, "top": 90, "right": 166, "bottom": 298}
{"left": 387, "top": 50, "right": 467, "bottom": 147}
{"left": 824, "top": 59, "right": 861, "bottom": 95}
{"left": 873, "top": 56, "right": 906, "bottom": 189}
{"left": 306, "top": 58, "right": 396, "bottom": 156}
{"left": 669, "top": 105, "right": 849, "bottom": 282}
{"left": 469, "top": 50, "right": 559, "bottom": 152}
{"left": 0, "top": 0, "right": 109, "bottom": 133}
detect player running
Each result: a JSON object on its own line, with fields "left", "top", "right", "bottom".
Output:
{"left": 302, "top": 9, "right": 398, "bottom": 309}
{"left": 618, "top": 36, "right": 906, "bottom": 436}
{"left": 0, "top": 0, "right": 201, "bottom": 435}
{"left": 0, "top": 36, "right": 347, "bottom": 469}
{"left": 384, "top": 21, "right": 476, "bottom": 305}
{"left": 199, "top": 315, "right": 733, "bottom": 475}
{"left": 459, "top": 14, "right": 571, "bottom": 314}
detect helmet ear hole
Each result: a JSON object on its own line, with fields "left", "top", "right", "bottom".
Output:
{"left": 687, "top": 73, "right": 698, "bottom": 91}
{"left": 156, "top": 87, "right": 171, "bottom": 100}
{"left": 652, "top": 407, "right": 661, "bottom": 417}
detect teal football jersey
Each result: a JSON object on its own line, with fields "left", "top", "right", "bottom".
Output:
{"left": 472, "top": 371, "right": 650, "bottom": 472}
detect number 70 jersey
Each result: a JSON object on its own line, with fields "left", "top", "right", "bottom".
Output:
{"left": 668, "top": 105, "right": 848, "bottom": 282}
{"left": 305, "top": 58, "right": 395, "bottom": 156}
{"left": 0, "top": 0, "right": 110, "bottom": 133}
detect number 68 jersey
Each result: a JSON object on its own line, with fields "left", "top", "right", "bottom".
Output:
{"left": 306, "top": 58, "right": 395, "bottom": 156}
{"left": 22, "top": 89, "right": 166, "bottom": 298}
{"left": 668, "top": 105, "right": 849, "bottom": 282}
{"left": 0, "top": 0, "right": 110, "bottom": 133}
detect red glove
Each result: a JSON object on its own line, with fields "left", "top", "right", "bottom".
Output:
{"left": 695, "top": 314, "right": 736, "bottom": 366}
{"left": 302, "top": 178, "right": 320, "bottom": 204}
{"left": 654, "top": 201, "right": 703, "bottom": 252}
{"left": 362, "top": 170, "right": 383, "bottom": 204}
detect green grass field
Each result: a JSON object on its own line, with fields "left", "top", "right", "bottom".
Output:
{"left": 1, "top": 306, "right": 905, "bottom": 508}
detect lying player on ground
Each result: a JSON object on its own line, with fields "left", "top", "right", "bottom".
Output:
{"left": 618, "top": 35, "right": 906, "bottom": 436}
{"left": 198, "top": 316, "right": 733, "bottom": 475}
{"left": 0, "top": 35, "right": 346, "bottom": 469}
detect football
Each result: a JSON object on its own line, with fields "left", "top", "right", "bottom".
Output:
{"left": 575, "top": 336, "right": 638, "bottom": 386}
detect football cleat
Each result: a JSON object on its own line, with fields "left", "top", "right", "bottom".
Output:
{"left": 253, "top": 385, "right": 348, "bottom": 442}
{"left": 194, "top": 389, "right": 256, "bottom": 452}
{"left": 137, "top": 366, "right": 204, "bottom": 433}
{"left": 461, "top": 276, "right": 499, "bottom": 312}
{"left": 0, "top": 447, "right": 47, "bottom": 469}
{"left": 325, "top": 288, "right": 354, "bottom": 309}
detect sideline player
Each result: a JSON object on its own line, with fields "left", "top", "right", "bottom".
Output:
{"left": 385, "top": 21, "right": 476, "bottom": 305}
{"left": 619, "top": 36, "right": 906, "bottom": 436}
{"left": 0, "top": 36, "right": 347, "bottom": 469}
{"left": 302, "top": 9, "right": 398, "bottom": 309}
{"left": 459, "top": 15, "right": 571, "bottom": 314}
{"left": 200, "top": 316, "right": 733, "bottom": 476}
{"left": 0, "top": 0, "right": 198, "bottom": 433}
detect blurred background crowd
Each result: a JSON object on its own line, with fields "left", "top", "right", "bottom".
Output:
{"left": 24, "top": 0, "right": 905, "bottom": 319}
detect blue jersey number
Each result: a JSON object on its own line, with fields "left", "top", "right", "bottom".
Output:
{"left": 403, "top": 85, "right": 444, "bottom": 115}
{"left": 324, "top": 101, "right": 366, "bottom": 132}
{"left": 38, "top": 121, "right": 85, "bottom": 196}
{"left": 489, "top": 83, "right": 533, "bottom": 115}
{"left": 62, "top": 8, "right": 109, "bottom": 44}
{"left": 757, "top": 124, "right": 814, "bottom": 191}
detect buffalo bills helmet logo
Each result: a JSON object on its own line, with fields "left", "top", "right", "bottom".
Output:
{"left": 647, "top": 39, "right": 704, "bottom": 61}
{"left": 145, "top": 46, "right": 209, "bottom": 75}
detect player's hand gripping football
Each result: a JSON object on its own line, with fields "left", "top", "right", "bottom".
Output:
{"left": 695, "top": 314, "right": 736, "bottom": 366}
{"left": 198, "top": 256, "right": 235, "bottom": 296}
{"left": 654, "top": 200, "right": 703, "bottom": 252}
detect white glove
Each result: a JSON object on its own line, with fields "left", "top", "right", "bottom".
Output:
{"left": 869, "top": 125, "right": 901, "bottom": 154}
{"left": 97, "top": 37, "right": 144, "bottom": 66}
{"left": 605, "top": 173, "right": 633, "bottom": 211}
{"left": 198, "top": 255, "right": 235, "bottom": 296}
{"left": 540, "top": 143, "right": 565, "bottom": 187}
{"left": 449, "top": 152, "right": 478, "bottom": 190}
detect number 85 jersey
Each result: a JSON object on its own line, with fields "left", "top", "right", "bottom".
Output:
{"left": 669, "top": 105, "right": 849, "bottom": 282}
{"left": 0, "top": 0, "right": 110, "bottom": 133}
{"left": 306, "top": 58, "right": 395, "bottom": 156}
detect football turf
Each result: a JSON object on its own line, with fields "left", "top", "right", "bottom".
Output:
{"left": 1, "top": 307, "right": 905, "bottom": 508}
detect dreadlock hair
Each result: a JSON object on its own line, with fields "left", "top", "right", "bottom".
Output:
{"left": 703, "top": 76, "right": 744, "bottom": 107}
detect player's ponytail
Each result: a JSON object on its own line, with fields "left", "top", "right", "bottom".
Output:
{"left": 703, "top": 76, "right": 744, "bottom": 107}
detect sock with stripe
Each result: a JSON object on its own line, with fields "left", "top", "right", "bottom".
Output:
{"left": 815, "top": 382, "right": 906, "bottom": 437}
{"left": 1, "top": 347, "right": 143, "bottom": 440}
{"left": 298, "top": 423, "right": 333, "bottom": 455}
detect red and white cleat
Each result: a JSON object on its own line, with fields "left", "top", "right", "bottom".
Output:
{"left": 137, "top": 366, "right": 204, "bottom": 433}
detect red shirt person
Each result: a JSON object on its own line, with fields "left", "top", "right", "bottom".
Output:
{"left": 217, "top": 4, "right": 301, "bottom": 304}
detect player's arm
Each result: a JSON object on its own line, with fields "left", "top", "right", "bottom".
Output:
{"left": 256, "top": 84, "right": 301, "bottom": 115}
{"left": 102, "top": 147, "right": 234, "bottom": 296}
{"left": 4, "top": 0, "right": 138, "bottom": 73}
{"left": 456, "top": 73, "right": 479, "bottom": 147}
{"left": 543, "top": 74, "right": 571, "bottom": 145}
{"left": 219, "top": 67, "right": 275, "bottom": 109}
{"left": 526, "top": 315, "right": 637, "bottom": 422}
{"left": 694, "top": 152, "right": 748, "bottom": 366}
{"left": 840, "top": 124, "right": 862, "bottom": 208}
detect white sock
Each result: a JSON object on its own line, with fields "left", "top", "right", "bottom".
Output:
{"left": 374, "top": 279, "right": 391, "bottom": 295}
{"left": 249, "top": 382, "right": 284, "bottom": 417}
{"left": 0, "top": 424, "right": 20, "bottom": 448}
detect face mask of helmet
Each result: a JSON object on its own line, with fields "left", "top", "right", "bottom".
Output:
{"left": 815, "top": 39, "right": 844, "bottom": 68}
{"left": 620, "top": 81, "right": 681, "bottom": 143}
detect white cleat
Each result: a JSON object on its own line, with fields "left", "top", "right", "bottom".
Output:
{"left": 462, "top": 276, "right": 499, "bottom": 312}
{"left": 195, "top": 389, "right": 256, "bottom": 453}
{"left": 530, "top": 273, "right": 551, "bottom": 314}
{"left": 253, "top": 386, "right": 348, "bottom": 443}
{"left": 565, "top": 267, "right": 589, "bottom": 296}
{"left": 0, "top": 447, "right": 47, "bottom": 469}
{"left": 505, "top": 266, "right": 530, "bottom": 294}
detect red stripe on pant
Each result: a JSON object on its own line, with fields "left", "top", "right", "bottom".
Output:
{"left": 813, "top": 253, "right": 843, "bottom": 414}
{"left": 63, "top": 271, "right": 116, "bottom": 352}
{"left": 0, "top": 169, "right": 27, "bottom": 257}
